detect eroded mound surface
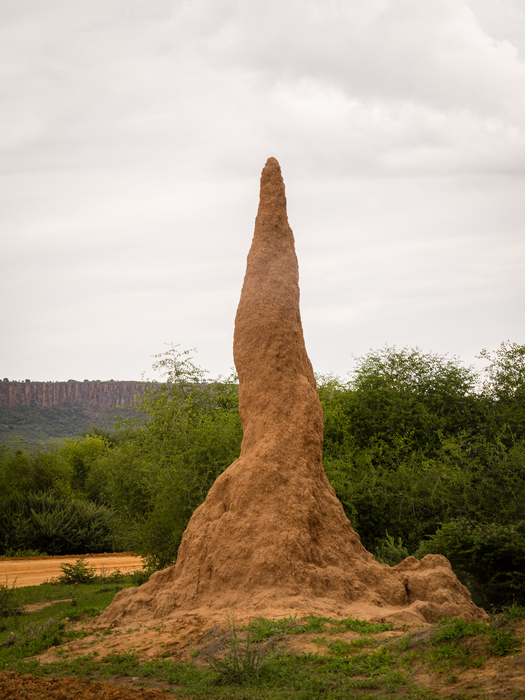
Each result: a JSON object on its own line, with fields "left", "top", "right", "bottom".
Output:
{"left": 98, "top": 157, "right": 485, "bottom": 631}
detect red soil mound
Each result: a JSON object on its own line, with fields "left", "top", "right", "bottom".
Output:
{"left": 98, "top": 157, "right": 485, "bottom": 629}
{"left": 0, "top": 671, "right": 167, "bottom": 699}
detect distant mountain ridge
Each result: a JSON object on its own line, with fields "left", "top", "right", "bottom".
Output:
{"left": 0, "top": 381, "right": 148, "bottom": 447}
{"left": 0, "top": 380, "right": 147, "bottom": 409}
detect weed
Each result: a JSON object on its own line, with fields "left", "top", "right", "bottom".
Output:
{"left": 502, "top": 602, "right": 525, "bottom": 622}
{"left": 0, "top": 579, "right": 20, "bottom": 619}
{"left": 67, "top": 606, "right": 100, "bottom": 622}
{"left": 433, "top": 617, "right": 489, "bottom": 645}
{"left": 326, "top": 638, "right": 354, "bottom": 656}
{"left": 428, "top": 618, "right": 488, "bottom": 671}
{"left": 210, "top": 619, "right": 273, "bottom": 685}
{"left": 337, "top": 615, "right": 394, "bottom": 634}
{"left": 243, "top": 615, "right": 299, "bottom": 641}
{"left": 488, "top": 628, "right": 523, "bottom": 656}
{"left": 326, "top": 636, "right": 374, "bottom": 656}
{"left": 56, "top": 558, "right": 97, "bottom": 585}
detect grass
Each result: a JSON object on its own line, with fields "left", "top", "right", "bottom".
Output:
{"left": 0, "top": 585, "right": 524, "bottom": 699}
{"left": 242, "top": 614, "right": 394, "bottom": 642}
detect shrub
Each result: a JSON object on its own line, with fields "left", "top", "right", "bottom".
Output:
{"left": 374, "top": 532, "right": 410, "bottom": 566}
{"left": 0, "top": 491, "right": 115, "bottom": 555}
{"left": 57, "top": 557, "right": 97, "bottom": 584}
{"left": 0, "top": 579, "right": 20, "bottom": 619}
{"left": 416, "top": 519, "right": 525, "bottom": 608}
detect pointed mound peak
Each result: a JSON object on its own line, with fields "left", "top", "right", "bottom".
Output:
{"left": 257, "top": 157, "right": 287, "bottom": 217}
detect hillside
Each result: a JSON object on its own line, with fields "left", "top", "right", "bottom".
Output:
{"left": 0, "top": 380, "right": 147, "bottom": 448}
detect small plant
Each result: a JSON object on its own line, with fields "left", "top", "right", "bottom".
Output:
{"left": 374, "top": 532, "right": 410, "bottom": 566}
{"left": 210, "top": 619, "right": 272, "bottom": 685}
{"left": 2, "top": 548, "right": 43, "bottom": 558}
{"left": 432, "top": 617, "right": 488, "bottom": 646}
{"left": 57, "top": 558, "right": 96, "bottom": 584}
{"left": 243, "top": 616, "right": 299, "bottom": 641}
{"left": 428, "top": 615, "right": 523, "bottom": 671}
{"left": 327, "top": 636, "right": 374, "bottom": 655}
{"left": 488, "top": 628, "right": 523, "bottom": 656}
{"left": 337, "top": 615, "right": 394, "bottom": 634}
{"left": 0, "top": 578, "right": 20, "bottom": 619}
{"left": 501, "top": 602, "right": 525, "bottom": 622}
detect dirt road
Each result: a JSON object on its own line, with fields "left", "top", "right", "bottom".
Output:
{"left": 0, "top": 553, "right": 143, "bottom": 587}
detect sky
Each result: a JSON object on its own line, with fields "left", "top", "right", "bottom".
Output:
{"left": 1, "top": 0, "right": 524, "bottom": 382}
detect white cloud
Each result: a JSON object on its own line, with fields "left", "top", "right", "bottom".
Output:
{"left": 0, "top": 0, "right": 524, "bottom": 380}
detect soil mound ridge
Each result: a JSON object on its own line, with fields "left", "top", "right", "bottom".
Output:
{"left": 98, "top": 157, "right": 485, "bottom": 628}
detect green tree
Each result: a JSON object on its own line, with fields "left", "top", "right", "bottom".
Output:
{"left": 100, "top": 345, "right": 242, "bottom": 567}
{"left": 479, "top": 341, "right": 525, "bottom": 444}
{"left": 317, "top": 345, "right": 525, "bottom": 553}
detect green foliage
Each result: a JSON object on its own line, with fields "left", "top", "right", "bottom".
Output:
{"left": 243, "top": 616, "right": 300, "bottom": 641}
{"left": 374, "top": 532, "right": 410, "bottom": 566}
{"left": 0, "top": 492, "right": 115, "bottom": 555}
{"left": 479, "top": 341, "right": 525, "bottom": 445}
{"left": 0, "top": 581, "right": 139, "bottom": 667}
{"left": 210, "top": 619, "right": 272, "bottom": 685}
{"left": 488, "top": 628, "right": 523, "bottom": 656}
{"left": 0, "top": 580, "right": 20, "bottom": 620}
{"left": 428, "top": 616, "right": 523, "bottom": 671}
{"left": 502, "top": 602, "right": 525, "bottom": 622}
{"left": 321, "top": 346, "right": 482, "bottom": 460}
{"left": 415, "top": 520, "right": 525, "bottom": 608}
{"left": 56, "top": 436, "right": 111, "bottom": 494}
{"left": 0, "top": 405, "right": 123, "bottom": 450}
{"left": 0, "top": 444, "right": 73, "bottom": 505}
{"left": 244, "top": 615, "right": 393, "bottom": 641}
{"left": 57, "top": 558, "right": 97, "bottom": 584}
{"left": 1, "top": 549, "right": 42, "bottom": 558}
{"left": 319, "top": 344, "right": 525, "bottom": 562}
{"left": 432, "top": 618, "right": 488, "bottom": 646}
{"left": 98, "top": 345, "right": 242, "bottom": 568}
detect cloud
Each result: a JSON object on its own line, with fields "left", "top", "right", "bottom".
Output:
{"left": 0, "top": 0, "right": 524, "bottom": 380}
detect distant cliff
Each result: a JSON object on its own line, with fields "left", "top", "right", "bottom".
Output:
{"left": 0, "top": 381, "right": 147, "bottom": 409}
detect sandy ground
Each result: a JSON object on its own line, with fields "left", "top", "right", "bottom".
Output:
{"left": 0, "top": 554, "right": 143, "bottom": 587}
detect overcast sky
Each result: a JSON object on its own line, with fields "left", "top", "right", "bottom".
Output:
{"left": 1, "top": 0, "right": 524, "bottom": 382}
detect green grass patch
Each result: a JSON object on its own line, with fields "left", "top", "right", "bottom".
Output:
{"left": 1, "top": 590, "right": 524, "bottom": 699}
{"left": 427, "top": 616, "right": 524, "bottom": 673}
{"left": 243, "top": 614, "right": 393, "bottom": 642}
{"left": 0, "top": 578, "right": 139, "bottom": 669}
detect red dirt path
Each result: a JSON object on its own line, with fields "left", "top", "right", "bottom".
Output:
{"left": 0, "top": 553, "right": 143, "bottom": 587}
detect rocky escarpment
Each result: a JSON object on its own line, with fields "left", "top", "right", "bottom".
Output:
{"left": 0, "top": 381, "right": 147, "bottom": 409}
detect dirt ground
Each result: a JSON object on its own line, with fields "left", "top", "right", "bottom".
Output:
{"left": 0, "top": 553, "right": 143, "bottom": 587}
{"left": 0, "top": 671, "right": 172, "bottom": 699}
{"left": 1, "top": 619, "right": 525, "bottom": 699}
{"left": 30, "top": 611, "right": 525, "bottom": 699}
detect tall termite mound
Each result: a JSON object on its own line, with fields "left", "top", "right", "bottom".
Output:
{"left": 99, "top": 158, "right": 485, "bottom": 628}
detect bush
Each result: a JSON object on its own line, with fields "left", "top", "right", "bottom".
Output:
{"left": 416, "top": 519, "right": 525, "bottom": 608}
{"left": 56, "top": 557, "right": 97, "bottom": 584}
{"left": 1, "top": 549, "right": 42, "bottom": 558}
{"left": 0, "top": 492, "right": 115, "bottom": 555}
{"left": 210, "top": 619, "right": 272, "bottom": 685}
{"left": 374, "top": 533, "right": 410, "bottom": 566}
{"left": 0, "top": 579, "right": 20, "bottom": 619}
